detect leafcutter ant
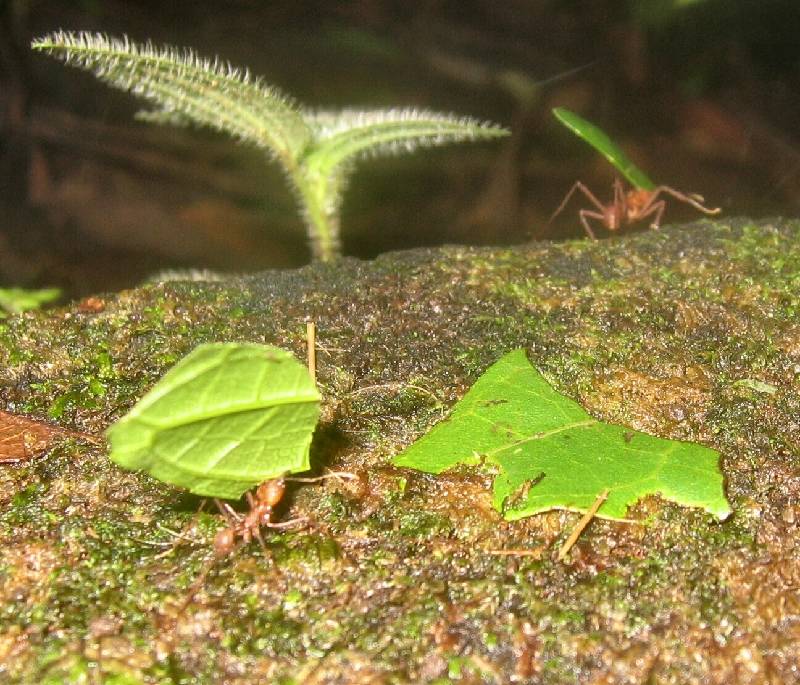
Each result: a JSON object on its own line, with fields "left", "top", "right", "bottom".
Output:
{"left": 212, "top": 471, "right": 356, "bottom": 557}
{"left": 549, "top": 178, "right": 721, "bottom": 239}
{"left": 212, "top": 478, "right": 303, "bottom": 556}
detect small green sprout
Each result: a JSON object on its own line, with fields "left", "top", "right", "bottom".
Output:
{"left": 32, "top": 31, "right": 509, "bottom": 261}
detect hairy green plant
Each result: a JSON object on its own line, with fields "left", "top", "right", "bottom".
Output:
{"left": 32, "top": 31, "right": 508, "bottom": 261}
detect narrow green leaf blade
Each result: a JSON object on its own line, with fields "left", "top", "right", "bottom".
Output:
{"left": 394, "top": 349, "right": 730, "bottom": 521}
{"left": 106, "top": 343, "right": 320, "bottom": 499}
{"left": 31, "top": 32, "right": 311, "bottom": 163}
{"left": 552, "top": 107, "right": 655, "bottom": 190}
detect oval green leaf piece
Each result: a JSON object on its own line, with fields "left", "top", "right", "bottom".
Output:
{"left": 394, "top": 349, "right": 730, "bottom": 521}
{"left": 106, "top": 343, "right": 320, "bottom": 499}
{"left": 553, "top": 107, "right": 656, "bottom": 190}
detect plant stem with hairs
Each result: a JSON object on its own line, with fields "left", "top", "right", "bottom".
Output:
{"left": 32, "top": 32, "right": 508, "bottom": 261}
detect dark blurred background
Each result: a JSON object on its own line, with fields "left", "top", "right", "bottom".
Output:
{"left": 2, "top": 0, "right": 800, "bottom": 297}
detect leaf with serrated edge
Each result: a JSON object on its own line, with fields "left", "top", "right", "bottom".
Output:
{"left": 31, "top": 31, "right": 310, "bottom": 164}
{"left": 106, "top": 343, "right": 320, "bottom": 499}
{"left": 304, "top": 108, "right": 508, "bottom": 176}
{"left": 553, "top": 107, "right": 655, "bottom": 191}
{"left": 394, "top": 349, "right": 730, "bottom": 521}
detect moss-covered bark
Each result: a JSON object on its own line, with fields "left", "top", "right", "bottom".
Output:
{"left": 1, "top": 218, "right": 798, "bottom": 684}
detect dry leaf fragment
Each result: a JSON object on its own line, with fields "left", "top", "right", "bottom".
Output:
{"left": 0, "top": 410, "right": 97, "bottom": 463}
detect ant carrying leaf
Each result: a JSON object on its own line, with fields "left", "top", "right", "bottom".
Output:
{"left": 213, "top": 472, "right": 356, "bottom": 558}
{"left": 213, "top": 478, "right": 295, "bottom": 556}
{"left": 550, "top": 107, "right": 720, "bottom": 238}
{"left": 549, "top": 179, "right": 721, "bottom": 240}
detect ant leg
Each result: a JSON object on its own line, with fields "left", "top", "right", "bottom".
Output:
{"left": 214, "top": 499, "right": 242, "bottom": 523}
{"left": 266, "top": 517, "right": 309, "bottom": 530}
{"left": 148, "top": 499, "right": 211, "bottom": 558}
{"left": 249, "top": 525, "right": 281, "bottom": 575}
{"left": 548, "top": 182, "right": 607, "bottom": 225}
{"left": 579, "top": 210, "right": 606, "bottom": 240}
{"left": 251, "top": 526, "right": 271, "bottom": 554}
{"left": 232, "top": 525, "right": 269, "bottom": 558}
{"left": 639, "top": 200, "right": 666, "bottom": 229}
{"left": 648, "top": 186, "right": 721, "bottom": 215}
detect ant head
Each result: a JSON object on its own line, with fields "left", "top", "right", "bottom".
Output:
{"left": 256, "top": 478, "right": 286, "bottom": 508}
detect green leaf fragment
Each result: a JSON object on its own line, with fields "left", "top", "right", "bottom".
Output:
{"left": 0, "top": 287, "right": 61, "bottom": 315}
{"left": 732, "top": 378, "right": 778, "bottom": 395}
{"left": 106, "top": 343, "right": 320, "bottom": 499}
{"left": 394, "top": 349, "right": 730, "bottom": 521}
{"left": 552, "top": 107, "right": 656, "bottom": 190}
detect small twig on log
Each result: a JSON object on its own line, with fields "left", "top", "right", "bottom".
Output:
{"left": 557, "top": 489, "right": 609, "bottom": 561}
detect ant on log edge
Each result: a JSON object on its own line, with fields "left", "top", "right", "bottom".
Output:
{"left": 549, "top": 179, "right": 721, "bottom": 239}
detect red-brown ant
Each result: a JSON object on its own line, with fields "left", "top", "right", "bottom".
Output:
{"left": 549, "top": 178, "right": 721, "bottom": 239}
{"left": 213, "top": 478, "right": 303, "bottom": 556}
{"left": 212, "top": 471, "right": 356, "bottom": 557}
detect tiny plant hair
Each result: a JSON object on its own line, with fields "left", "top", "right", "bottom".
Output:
{"left": 32, "top": 32, "right": 508, "bottom": 261}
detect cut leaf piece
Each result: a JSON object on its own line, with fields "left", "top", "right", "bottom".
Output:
{"left": 553, "top": 107, "right": 655, "bottom": 190}
{"left": 394, "top": 349, "right": 730, "bottom": 521}
{"left": 106, "top": 343, "right": 320, "bottom": 499}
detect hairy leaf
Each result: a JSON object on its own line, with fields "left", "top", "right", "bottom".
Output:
{"left": 106, "top": 343, "right": 320, "bottom": 499}
{"left": 394, "top": 349, "right": 730, "bottom": 521}
{"left": 304, "top": 108, "right": 508, "bottom": 175}
{"left": 553, "top": 107, "right": 655, "bottom": 190}
{"left": 31, "top": 31, "right": 310, "bottom": 164}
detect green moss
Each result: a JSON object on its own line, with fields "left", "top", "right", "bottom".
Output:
{"left": 272, "top": 533, "right": 341, "bottom": 570}
{"left": 397, "top": 510, "right": 453, "bottom": 538}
